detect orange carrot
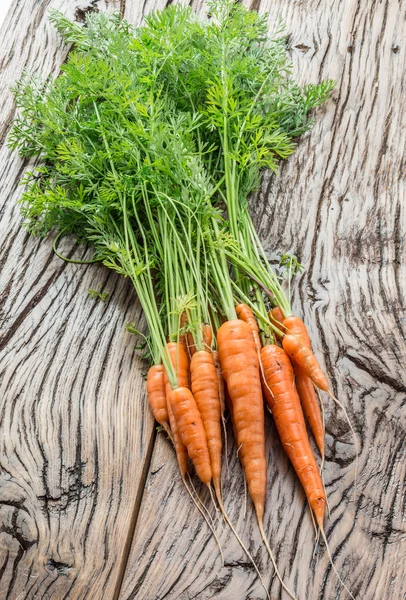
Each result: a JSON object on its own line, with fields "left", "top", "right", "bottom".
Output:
{"left": 271, "top": 306, "right": 285, "bottom": 324}
{"left": 261, "top": 344, "right": 326, "bottom": 527}
{"left": 236, "top": 304, "right": 267, "bottom": 401}
{"left": 213, "top": 349, "right": 228, "bottom": 467}
{"left": 294, "top": 364, "right": 324, "bottom": 457}
{"left": 164, "top": 341, "right": 189, "bottom": 389}
{"left": 212, "top": 350, "right": 225, "bottom": 419}
{"left": 283, "top": 315, "right": 311, "bottom": 348}
{"left": 191, "top": 350, "right": 222, "bottom": 497}
{"left": 269, "top": 307, "right": 286, "bottom": 339}
{"left": 218, "top": 319, "right": 295, "bottom": 598}
{"left": 146, "top": 365, "right": 168, "bottom": 426}
{"left": 282, "top": 334, "right": 328, "bottom": 391}
{"left": 169, "top": 386, "right": 212, "bottom": 485}
{"left": 166, "top": 391, "right": 188, "bottom": 477}
{"left": 224, "top": 388, "right": 236, "bottom": 439}
{"left": 162, "top": 342, "right": 190, "bottom": 476}
{"left": 202, "top": 323, "right": 213, "bottom": 350}
{"left": 217, "top": 319, "right": 266, "bottom": 520}
{"left": 280, "top": 316, "right": 324, "bottom": 456}
{"left": 235, "top": 303, "right": 262, "bottom": 355}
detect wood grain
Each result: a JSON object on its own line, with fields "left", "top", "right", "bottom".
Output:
{"left": 118, "top": 1, "right": 406, "bottom": 599}
{"left": 1, "top": 0, "right": 405, "bottom": 599}
{"left": 0, "top": 2, "right": 158, "bottom": 599}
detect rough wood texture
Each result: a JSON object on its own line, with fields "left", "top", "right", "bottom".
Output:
{"left": 0, "top": 2, "right": 156, "bottom": 600}
{"left": 119, "top": 1, "right": 406, "bottom": 599}
{"left": 0, "top": 0, "right": 405, "bottom": 599}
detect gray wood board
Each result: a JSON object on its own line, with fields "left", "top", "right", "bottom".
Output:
{"left": 119, "top": 0, "right": 406, "bottom": 599}
{"left": 0, "top": 1, "right": 155, "bottom": 599}
{"left": 0, "top": 0, "right": 405, "bottom": 599}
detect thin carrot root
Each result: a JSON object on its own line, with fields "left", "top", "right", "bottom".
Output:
{"left": 243, "top": 472, "right": 248, "bottom": 520}
{"left": 309, "top": 502, "right": 318, "bottom": 540}
{"left": 319, "top": 527, "right": 356, "bottom": 600}
{"left": 257, "top": 516, "right": 297, "bottom": 600}
{"left": 187, "top": 473, "right": 217, "bottom": 527}
{"left": 321, "top": 468, "right": 331, "bottom": 520}
{"left": 327, "top": 391, "right": 358, "bottom": 501}
{"left": 183, "top": 476, "right": 224, "bottom": 565}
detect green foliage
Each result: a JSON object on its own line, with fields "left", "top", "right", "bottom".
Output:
{"left": 88, "top": 288, "right": 109, "bottom": 302}
{"left": 8, "top": 0, "right": 334, "bottom": 354}
{"left": 280, "top": 253, "right": 304, "bottom": 277}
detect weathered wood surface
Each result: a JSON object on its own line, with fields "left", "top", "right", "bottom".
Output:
{"left": 0, "top": 2, "right": 156, "bottom": 600}
{"left": 119, "top": 1, "right": 406, "bottom": 599}
{"left": 0, "top": 1, "right": 405, "bottom": 600}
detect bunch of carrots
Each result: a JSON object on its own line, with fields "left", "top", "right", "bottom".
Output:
{"left": 8, "top": 1, "right": 356, "bottom": 597}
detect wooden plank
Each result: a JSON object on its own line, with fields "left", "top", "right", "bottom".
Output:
{"left": 0, "top": 2, "right": 159, "bottom": 599}
{"left": 118, "top": 0, "right": 406, "bottom": 599}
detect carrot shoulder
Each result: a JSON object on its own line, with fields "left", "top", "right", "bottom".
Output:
{"left": 269, "top": 307, "right": 286, "bottom": 340}
{"left": 164, "top": 341, "right": 190, "bottom": 389}
{"left": 202, "top": 323, "right": 213, "bottom": 350}
{"left": 235, "top": 303, "right": 262, "bottom": 355}
{"left": 282, "top": 334, "right": 329, "bottom": 391}
{"left": 282, "top": 316, "right": 328, "bottom": 391}
{"left": 261, "top": 344, "right": 326, "bottom": 527}
{"left": 283, "top": 315, "right": 311, "bottom": 347}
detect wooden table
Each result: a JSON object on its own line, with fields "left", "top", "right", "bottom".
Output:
{"left": 0, "top": 1, "right": 404, "bottom": 598}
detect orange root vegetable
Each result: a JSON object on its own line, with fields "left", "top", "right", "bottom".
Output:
{"left": 147, "top": 365, "right": 169, "bottom": 426}
{"left": 217, "top": 319, "right": 266, "bottom": 520}
{"left": 261, "top": 344, "right": 326, "bottom": 527}
{"left": 190, "top": 350, "right": 222, "bottom": 498}
{"left": 282, "top": 334, "right": 329, "bottom": 391}
{"left": 192, "top": 353, "right": 270, "bottom": 599}
{"left": 162, "top": 342, "right": 190, "bottom": 475}
{"left": 219, "top": 322, "right": 295, "bottom": 599}
{"left": 212, "top": 350, "right": 225, "bottom": 418}
{"left": 213, "top": 349, "right": 228, "bottom": 470}
{"left": 164, "top": 341, "right": 190, "bottom": 389}
{"left": 169, "top": 386, "right": 212, "bottom": 485}
{"left": 294, "top": 364, "right": 325, "bottom": 457}
{"left": 283, "top": 315, "right": 311, "bottom": 348}
{"left": 269, "top": 307, "right": 286, "bottom": 339}
{"left": 217, "top": 342, "right": 280, "bottom": 599}
{"left": 235, "top": 303, "right": 262, "bottom": 355}
{"left": 282, "top": 316, "right": 325, "bottom": 456}
{"left": 271, "top": 306, "right": 285, "bottom": 324}
{"left": 166, "top": 392, "right": 188, "bottom": 477}
{"left": 202, "top": 323, "right": 213, "bottom": 350}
